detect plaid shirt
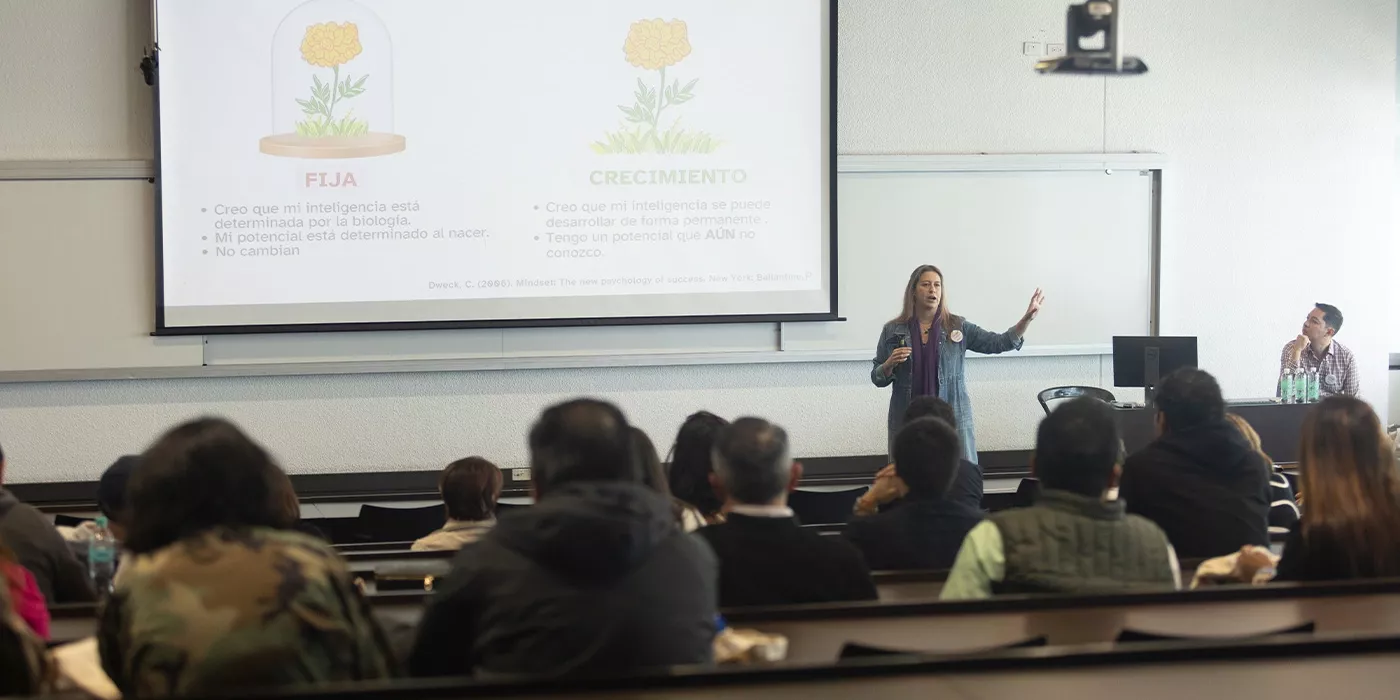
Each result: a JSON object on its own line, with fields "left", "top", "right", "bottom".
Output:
{"left": 1279, "top": 339, "right": 1360, "bottom": 397}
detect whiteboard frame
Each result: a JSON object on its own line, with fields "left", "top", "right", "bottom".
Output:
{"left": 0, "top": 153, "right": 1164, "bottom": 383}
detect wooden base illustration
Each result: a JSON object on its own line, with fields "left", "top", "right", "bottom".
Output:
{"left": 258, "top": 133, "right": 406, "bottom": 159}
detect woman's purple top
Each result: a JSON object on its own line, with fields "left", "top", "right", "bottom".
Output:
{"left": 908, "top": 318, "right": 939, "bottom": 399}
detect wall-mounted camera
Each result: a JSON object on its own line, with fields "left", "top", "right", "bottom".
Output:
{"left": 1036, "top": 0, "right": 1147, "bottom": 75}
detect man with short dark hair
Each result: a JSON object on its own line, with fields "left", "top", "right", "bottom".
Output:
{"left": 1279, "top": 303, "right": 1359, "bottom": 396}
{"left": 0, "top": 440, "right": 96, "bottom": 603}
{"left": 1120, "top": 368, "right": 1270, "bottom": 558}
{"left": 409, "top": 399, "right": 717, "bottom": 677}
{"left": 843, "top": 417, "right": 984, "bottom": 570}
{"left": 698, "top": 418, "right": 876, "bottom": 607}
{"left": 942, "top": 398, "right": 1179, "bottom": 598}
{"left": 895, "top": 397, "right": 983, "bottom": 510}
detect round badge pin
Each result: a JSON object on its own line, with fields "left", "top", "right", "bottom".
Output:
{"left": 950, "top": 330, "right": 964, "bottom": 343}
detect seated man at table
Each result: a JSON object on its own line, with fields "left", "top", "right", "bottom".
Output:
{"left": 1119, "top": 368, "right": 1270, "bottom": 559}
{"left": 1279, "top": 303, "right": 1359, "bottom": 397}
{"left": 941, "top": 398, "right": 1180, "bottom": 599}
{"left": 843, "top": 417, "right": 984, "bottom": 571}
{"left": 698, "top": 418, "right": 877, "bottom": 607}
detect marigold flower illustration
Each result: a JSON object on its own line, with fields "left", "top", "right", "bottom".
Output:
{"left": 294, "top": 22, "right": 370, "bottom": 138}
{"left": 594, "top": 18, "right": 718, "bottom": 155}
{"left": 624, "top": 19, "right": 692, "bottom": 71}
{"left": 300, "top": 21, "right": 363, "bottom": 68}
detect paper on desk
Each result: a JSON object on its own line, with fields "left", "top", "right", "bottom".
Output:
{"left": 52, "top": 637, "right": 120, "bottom": 700}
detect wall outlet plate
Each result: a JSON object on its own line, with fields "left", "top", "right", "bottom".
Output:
{"left": 1022, "top": 41, "right": 1044, "bottom": 57}
{"left": 511, "top": 468, "right": 530, "bottom": 482}
{"left": 1046, "top": 43, "right": 1067, "bottom": 58}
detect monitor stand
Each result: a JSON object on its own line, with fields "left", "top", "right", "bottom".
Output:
{"left": 1143, "top": 346, "right": 1161, "bottom": 407}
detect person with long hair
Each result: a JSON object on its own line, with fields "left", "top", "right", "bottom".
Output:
{"left": 99, "top": 418, "right": 395, "bottom": 696}
{"left": 871, "top": 264, "right": 1045, "bottom": 461}
{"left": 631, "top": 427, "right": 706, "bottom": 531}
{"left": 1224, "top": 413, "right": 1300, "bottom": 532}
{"left": 1272, "top": 396, "right": 1400, "bottom": 581}
{"left": 667, "top": 411, "right": 730, "bottom": 524}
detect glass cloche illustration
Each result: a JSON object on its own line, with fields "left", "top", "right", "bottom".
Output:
{"left": 259, "top": 0, "right": 405, "bottom": 158}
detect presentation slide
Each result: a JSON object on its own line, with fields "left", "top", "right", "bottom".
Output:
{"left": 155, "top": 0, "right": 834, "bottom": 331}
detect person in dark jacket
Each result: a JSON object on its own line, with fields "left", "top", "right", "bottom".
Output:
{"left": 844, "top": 417, "right": 984, "bottom": 571}
{"left": 0, "top": 442, "right": 94, "bottom": 604}
{"left": 942, "top": 398, "right": 1179, "bottom": 598}
{"left": 900, "top": 397, "right": 983, "bottom": 511}
{"left": 1224, "top": 414, "right": 1300, "bottom": 533}
{"left": 1119, "top": 368, "right": 1271, "bottom": 559}
{"left": 697, "top": 418, "right": 876, "bottom": 607}
{"left": 409, "top": 399, "right": 717, "bottom": 679}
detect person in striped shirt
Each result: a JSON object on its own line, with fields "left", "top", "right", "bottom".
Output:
{"left": 1279, "top": 303, "right": 1359, "bottom": 397}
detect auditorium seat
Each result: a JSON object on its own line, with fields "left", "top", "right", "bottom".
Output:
{"left": 789, "top": 487, "right": 868, "bottom": 525}
{"left": 352, "top": 504, "right": 445, "bottom": 543}
{"left": 1037, "top": 386, "right": 1116, "bottom": 415}
{"left": 839, "top": 636, "right": 1047, "bottom": 659}
{"left": 1115, "top": 621, "right": 1316, "bottom": 644}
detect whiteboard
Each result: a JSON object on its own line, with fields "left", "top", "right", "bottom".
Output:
{"left": 784, "top": 158, "right": 1158, "bottom": 356}
{"left": 0, "top": 154, "right": 1160, "bottom": 381}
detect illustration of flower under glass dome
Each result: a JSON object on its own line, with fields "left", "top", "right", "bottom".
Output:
{"left": 260, "top": 0, "right": 404, "bottom": 158}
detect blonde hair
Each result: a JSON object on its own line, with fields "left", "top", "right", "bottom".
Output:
{"left": 890, "top": 264, "right": 955, "bottom": 331}
{"left": 1225, "top": 413, "right": 1272, "bottom": 466}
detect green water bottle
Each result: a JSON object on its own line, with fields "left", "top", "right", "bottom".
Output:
{"left": 1280, "top": 369, "right": 1295, "bottom": 404}
{"left": 1308, "top": 368, "right": 1321, "bottom": 403}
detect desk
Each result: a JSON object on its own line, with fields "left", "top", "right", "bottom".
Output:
{"left": 1115, "top": 401, "right": 1312, "bottom": 464}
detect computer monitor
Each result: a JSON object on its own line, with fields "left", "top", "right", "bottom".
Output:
{"left": 1112, "top": 336, "right": 1199, "bottom": 405}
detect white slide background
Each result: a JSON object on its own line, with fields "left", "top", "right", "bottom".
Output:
{"left": 157, "top": 0, "right": 828, "bottom": 325}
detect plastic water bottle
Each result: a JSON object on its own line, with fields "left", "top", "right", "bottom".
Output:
{"left": 1308, "top": 368, "right": 1321, "bottom": 403}
{"left": 88, "top": 515, "right": 117, "bottom": 596}
{"left": 1280, "top": 369, "right": 1295, "bottom": 404}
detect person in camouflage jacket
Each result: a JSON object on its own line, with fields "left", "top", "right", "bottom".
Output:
{"left": 97, "top": 418, "right": 397, "bottom": 697}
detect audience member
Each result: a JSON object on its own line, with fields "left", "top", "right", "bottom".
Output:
{"left": 0, "top": 537, "right": 48, "bottom": 640}
{"left": 1224, "top": 414, "right": 1300, "bottom": 532}
{"left": 98, "top": 418, "right": 394, "bottom": 697}
{"left": 632, "top": 427, "right": 705, "bottom": 530}
{"left": 410, "top": 399, "right": 716, "bottom": 678}
{"left": 0, "top": 571, "right": 51, "bottom": 697}
{"left": 844, "top": 417, "right": 984, "bottom": 571}
{"left": 413, "top": 457, "right": 503, "bottom": 551}
{"left": 698, "top": 418, "right": 877, "bottom": 607}
{"left": 1119, "top": 368, "right": 1270, "bottom": 558}
{"left": 96, "top": 455, "right": 138, "bottom": 542}
{"left": 0, "top": 441, "right": 95, "bottom": 604}
{"left": 667, "top": 411, "right": 729, "bottom": 526}
{"left": 942, "top": 398, "right": 1180, "bottom": 598}
{"left": 899, "top": 397, "right": 983, "bottom": 510}
{"left": 1271, "top": 396, "right": 1400, "bottom": 581}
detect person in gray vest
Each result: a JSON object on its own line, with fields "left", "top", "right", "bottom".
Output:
{"left": 941, "top": 397, "right": 1181, "bottom": 599}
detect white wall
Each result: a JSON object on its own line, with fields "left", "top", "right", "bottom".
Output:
{"left": 0, "top": 0, "right": 1393, "bottom": 483}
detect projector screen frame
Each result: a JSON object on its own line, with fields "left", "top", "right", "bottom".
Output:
{"left": 148, "top": 0, "right": 840, "bottom": 337}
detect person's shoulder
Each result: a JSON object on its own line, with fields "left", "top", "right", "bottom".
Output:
{"left": 1333, "top": 339, "right": 1356, "bottom": 357}
{"left": 1123, "top": 512, "right": 1171, "bottom": 538}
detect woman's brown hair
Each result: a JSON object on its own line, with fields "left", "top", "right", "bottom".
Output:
{"left": 439, "top": 457, "right": 503, "bottom": 522}
{"left": 890, "top": 264, "right": 955, "bottom": 331}
{"left": 1297, "top": 396, "right": 1400, "bottom": 576}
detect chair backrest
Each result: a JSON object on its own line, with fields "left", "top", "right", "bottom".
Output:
{"left": 788, "top": 487, "right": 869, "bottom": 526}
{"left": 1037, "top": 386, "right": 1117, "bottom": 415}
{"left": 354, "top": 504, "right": 446, "bottom": 543}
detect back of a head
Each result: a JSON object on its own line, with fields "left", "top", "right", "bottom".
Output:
{"left": 529, "top": 399, "right": 636, "bottom": 497}
{"left": 1225, "top": 414, "right": 1271, "bottom": 465}
{"left": 711, "top": 418, "right": 791, "bottom": 506}
{"left": 893, "top": 417, "right": 961, "bottom": 498}
{"left": 667, "top": 411, "right": 729, "bottom": 516}
{"left": 903, "top": 396, "right": 956, "bottom": 428}
{"left": 125, "top": 418, "right": 297, "bottom": 555}
{"left": 440, "top": 457, "right": 503, "bottom": 521}
{"left": 1155, "top": 367, "right": 1225, "bottom": 432}
{"left": 97, "top": 455, "right": 140, "bottom": 524}
{"left": 1299, "top": 396, "right": 1400, "bottom": 572}
{"left": 1034, "top": 397, "right": 1122, "bottom": 497}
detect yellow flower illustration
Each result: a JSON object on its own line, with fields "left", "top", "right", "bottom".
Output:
{"left": 300, "top": 22, "right": 362, "bottom": 69}
{"left": 294, "top": 22, "right": 370, "bottom": 138}
{"left": 596, "top": 18, "right": 715, "bottom": 155}
{"left": 624, "top": 19, "right": 692, "bottom": 71}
